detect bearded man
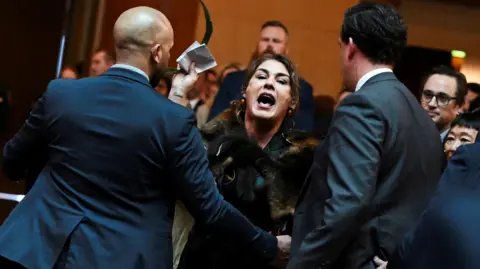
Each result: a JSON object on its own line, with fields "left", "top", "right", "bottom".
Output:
{"left": 208, "top": 21, "right": 315, "bottom": 132}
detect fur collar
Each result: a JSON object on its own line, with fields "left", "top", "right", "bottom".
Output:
{"left": 201, "top": 101, "right": 319, "bottom": 221}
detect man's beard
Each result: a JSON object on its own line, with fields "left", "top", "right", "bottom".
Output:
{"left": 249, "top": 47, "right": 277, "bottom": 63}
{"left": 149, "top": 61, "right": 168, "bottom": 88}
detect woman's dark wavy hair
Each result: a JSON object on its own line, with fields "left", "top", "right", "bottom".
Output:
{"left": 242, "top": 54, "right": 300, "bottom": 111}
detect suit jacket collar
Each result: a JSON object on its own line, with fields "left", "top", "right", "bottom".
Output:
{"left": 101, "top": 67, "right": 152, "bottom": 88}
{"left": 359, "top": 71, "right": 398, "bottom": 90}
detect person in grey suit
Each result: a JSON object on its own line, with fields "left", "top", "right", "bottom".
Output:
{"left": 287, "top": 3, "right": 443, "bottom": 269}
{"left": 0, "top": 7, "right": 289, "bottom": 269}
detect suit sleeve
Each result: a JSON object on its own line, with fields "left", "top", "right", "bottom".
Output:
{"left": 2, "top": 92, "right": 48, "bottom": 180}
{"left": 288, "top": 95, "right": 385, "bottom": 269}
{"left": 167, "top": 113, "right": 277, "bottom": 261}
{"left": 387, "top": 145, "right": 471, "bottom": 269}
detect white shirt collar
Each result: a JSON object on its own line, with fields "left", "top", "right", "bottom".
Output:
{"left": 111, "top": 64, "right": 149, "bottom": 81}
{"left": 355, "top": 68, "right": 393, "bottom": 92}
{"left": 440, "top": 128, "right": 450, "bottom": 142}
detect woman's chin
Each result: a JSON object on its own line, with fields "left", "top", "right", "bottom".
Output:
{"left": 250, "top": 109, "right": 276, "bottom": 121}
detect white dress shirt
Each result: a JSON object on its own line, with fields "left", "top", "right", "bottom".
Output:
{"left": 355, "top": 68, "right": 393, "bottom": 92}
{"left": 111, "top": 64, "right": 149, "bottom": 81}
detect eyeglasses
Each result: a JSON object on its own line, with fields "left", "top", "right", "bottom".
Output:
{"left": 422, "top": 90, "right": 456, "bottom": 107}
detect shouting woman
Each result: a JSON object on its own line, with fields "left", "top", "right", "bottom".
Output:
{"left": 170, "top": 55, "right": 318, "bottom": 269}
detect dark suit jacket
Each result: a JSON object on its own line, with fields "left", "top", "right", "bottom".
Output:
{"left": 288, "top": 72, "right": 443, "bottom": 269}
{"left": 388, "top": 143, "right": 480, "bottom": 269}
{"left": 0, "top": 68, "right": 276, "bottom": 269}
{"left": 208, "top": 70, "right": 315, "bottom": 132}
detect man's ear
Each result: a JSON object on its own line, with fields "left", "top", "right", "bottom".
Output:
{"left": 347, "top": 37, "right": 357, "bottom": 61}
{"left": 151, "top": 44, "right": 162, "bottom": 64}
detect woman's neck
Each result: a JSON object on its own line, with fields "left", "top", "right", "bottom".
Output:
{"left": 244, "top": 114, "right": 282, "bottom": 149}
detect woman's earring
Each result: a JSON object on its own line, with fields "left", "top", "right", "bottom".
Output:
{"left": 287, "top": 107, "right": 293, "bottom": 117}
{"left": 240, "top": 96, "right": 247, "bottom": 110}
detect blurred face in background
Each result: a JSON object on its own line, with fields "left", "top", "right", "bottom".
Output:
{"left": 335, "top": 90, "right": 352, "bottom": 109}
{"left": 204, "top": 71, "right": 218, "bottom": 98}
{"left": 90, "top": 51, "right": 114, "bottom": 76}
{"left": 253, "top": 26, "right": 288, "bottom": 60}
{"left": 61, "top": 67, "right": 78, "bottom": 79}
{"left": 462, "top": 89, "right": 479, "bottom": 112}
{"left": 444, "top": 125, "right": 478, "bottom": 160}
{"left": 155, "top": 78, "right": 170, "bottom": 96}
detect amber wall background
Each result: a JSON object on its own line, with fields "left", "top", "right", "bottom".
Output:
{"left": 194, "top": 0, "right": 359, "bottom": 98}
{"left": 399, "top": 0, "right": 480, "bottom": 83}
{"left": 194, "top": 0, "right": 479, "bottom": 97}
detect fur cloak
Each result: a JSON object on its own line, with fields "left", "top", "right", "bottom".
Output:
{"left": 174, "top": 102, "right": 319, "bottom": 269}
{"left": 201, "top": 101, "right": 319, "bottom": 223}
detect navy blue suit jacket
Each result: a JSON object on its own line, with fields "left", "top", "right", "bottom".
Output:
{"left": 0, "top": 68, "right": 276, "bottom": 269}
{"left": 208, "top": 70, "right": 315, "bottom": 132}
{"left": 388, "top": 143, "right": 480, "bottom": 269}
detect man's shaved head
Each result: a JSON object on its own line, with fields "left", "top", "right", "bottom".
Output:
{"left": 114, "top": 6, "right": 172, "bottom": 52}
{"left": 113, "top": 7, "right": 174, "bottom": 86}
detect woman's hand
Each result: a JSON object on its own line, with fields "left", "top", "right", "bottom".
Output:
{"left": 168, "top": 63, "right": 198, "bottom": 107}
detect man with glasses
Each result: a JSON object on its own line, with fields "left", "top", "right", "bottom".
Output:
{"left": 421, "top": 66, "right": 467, "bottom": 141}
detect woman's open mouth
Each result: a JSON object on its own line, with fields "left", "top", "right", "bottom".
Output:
{"left": 256, "top": 92, "right": 276, "bottom": 109}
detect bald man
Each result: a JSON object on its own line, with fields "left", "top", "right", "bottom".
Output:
{"left": 0, "top": 7, "right": 285, "bottom": 269}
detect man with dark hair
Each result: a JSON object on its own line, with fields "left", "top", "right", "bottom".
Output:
{"left": 207, "top": 20, "right": 315, "bottom": 132}
{"left": 90, "top": 49, "right": 116, "bottom": 76}
{"left": 288, "top": 3, "right": 442, "bottom": 269}
{"left": 463, "top": 82, "right": 480, "bottom": 112}
{"left": 420, "top": 65, "right": 467, "bottom": 141}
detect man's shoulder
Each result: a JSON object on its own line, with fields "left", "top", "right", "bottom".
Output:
{"left": 298, "top": 77, "right": 313, "bottom": 92}
{"left": 222, "top": 70, "right": 247, "bottom": 86}
{"left": 226, "top": 70, "right": 247, "bottom": 79}
{"left": 46, "top": 76, "right": 118, "bottom": 93}
{"left": 48, "top": 77, "right": 192, "bottom": 120}
{"left": 355, "top": 76, "right": 413, "bottom": 109}
{"left": 47, "top": 78, "right": 77, "bottom": 90}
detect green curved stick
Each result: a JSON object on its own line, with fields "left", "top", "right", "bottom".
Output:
{"left": 200, "top": 0, "right": 213, "bottom": 45}
{"left": 167, "top": 0, "right": 213, "bottom": 74}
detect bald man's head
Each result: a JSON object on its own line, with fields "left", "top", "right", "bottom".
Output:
{"left": 114, "top": 7, "right": 173, "bottom": 50}
{"left": 113, "top": 7, "right": 174, "bottom": 86}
